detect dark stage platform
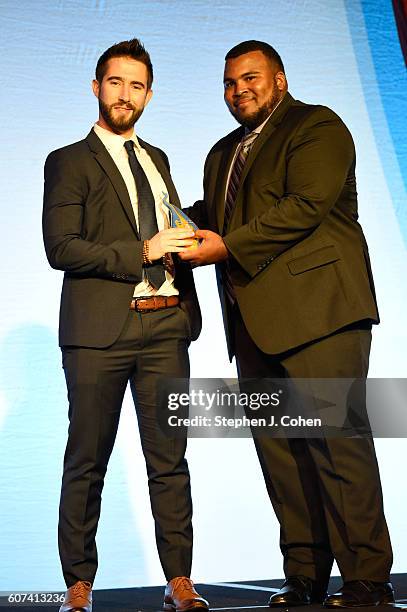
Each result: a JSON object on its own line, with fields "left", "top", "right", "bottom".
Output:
{"left": 2, "top": 575, "right": 407, "bottom": 612}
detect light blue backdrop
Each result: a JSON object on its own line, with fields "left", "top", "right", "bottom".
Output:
{"left": 0, "top": 0, "right": 406, "bottom": 591}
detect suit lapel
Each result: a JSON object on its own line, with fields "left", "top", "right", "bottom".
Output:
{"left": 238, "top": 93, "right": 294, "bottom": 189}
{"left": 139, "top": 138, "right": 181, "bottom": 207}
{"left": 86, "top": 129, "right": 139, "bottom": 237}
{"left": 218, "top": 93, "right": 295, "bottom": 231}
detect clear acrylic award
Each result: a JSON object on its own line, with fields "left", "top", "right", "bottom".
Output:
{"left": 162, "top": 192, "right": 199, "bottom": 249}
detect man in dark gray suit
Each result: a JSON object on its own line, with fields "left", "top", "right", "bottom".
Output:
{"left": 181, "top": 40, "right": 393, "bottom": 608}
{"left": 43, "top": 39, "right": 208, "bottom": 612}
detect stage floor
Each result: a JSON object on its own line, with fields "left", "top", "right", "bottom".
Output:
{"left": 2, "top": 575, "right": 407, "bottom": 611}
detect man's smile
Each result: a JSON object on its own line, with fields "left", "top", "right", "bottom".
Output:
{"left": 235, "top": 97, "right": 255, "bottom": 108}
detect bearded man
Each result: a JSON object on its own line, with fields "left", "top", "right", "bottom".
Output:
{"left": 43, "top": 38, "right": 208, "bottom": 612}
{"left": 180, "top": 40, "right": 393, "bottom": 609}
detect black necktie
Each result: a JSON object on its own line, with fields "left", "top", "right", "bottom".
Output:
{"left": 124, "top": 140, "right": 166, "bottom": 289}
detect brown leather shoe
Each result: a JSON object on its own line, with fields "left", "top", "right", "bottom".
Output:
{"left": 59, "top": 580, "right": 92, "bottom": 612}
{"left": 164, "top": 576, "right": 209, "bottom": 612}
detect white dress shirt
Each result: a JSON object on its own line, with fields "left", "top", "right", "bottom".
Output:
{"left": 93, "top": 123, "right": 178, "bottom": 297}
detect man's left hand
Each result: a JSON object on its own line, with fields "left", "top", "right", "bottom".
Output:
{"left": 178, "top": 229, "right": 229, "bottom": 265}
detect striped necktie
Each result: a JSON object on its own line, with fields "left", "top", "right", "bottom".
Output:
{"left": 224, "top": 131, "right": 259, "bottom": 233}
{"left": 223, "top": 131, "right": 258, "bottom": 303}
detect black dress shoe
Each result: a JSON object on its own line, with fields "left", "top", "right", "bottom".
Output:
{"left": 268, "top": 575, "right": 326, "bottom": 607}
{"left": 323, "top": 581, "right": 394, "bottom": 608}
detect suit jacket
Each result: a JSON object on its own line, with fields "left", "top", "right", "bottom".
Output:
{"left": 43, "top": 128, "right": 201, "bottom": 348}
{"left": 189, "top": 92, "right": 378, "bottom": 358}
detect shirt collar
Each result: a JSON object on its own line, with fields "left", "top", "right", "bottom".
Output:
{"left": 93, "top": 122, "right": 141, "bottom": 154}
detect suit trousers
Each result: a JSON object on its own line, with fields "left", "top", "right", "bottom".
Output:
{"left": 59, "top": 305, "right": 193, "bottom": 586}
{"left": 233, "top": 306, "right": 392, "bottom": 588}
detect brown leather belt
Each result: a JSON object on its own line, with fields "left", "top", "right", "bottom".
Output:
{"left": 130, "top": 295, "right": 179, "bottom": 312}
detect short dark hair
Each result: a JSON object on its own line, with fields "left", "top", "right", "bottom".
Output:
{"left": 95, "top": 38, "right": 153, "bottom": 88}
{"left": 225, "top": 40, "right": 285, "bottom": 73}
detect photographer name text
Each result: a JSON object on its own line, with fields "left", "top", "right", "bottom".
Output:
{"left": 167, "top": 415, "right": 322, "bottom": 428}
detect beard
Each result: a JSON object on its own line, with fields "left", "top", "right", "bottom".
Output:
{"left": 98, "top": 98, "right": 144, "bottom": 133}
{"left": 230, "top": 88, "right": 282, "bottom": 131}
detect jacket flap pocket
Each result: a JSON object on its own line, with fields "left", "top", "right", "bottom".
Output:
{"left": 287, "top": 245, "right": 340, "bottom": 275}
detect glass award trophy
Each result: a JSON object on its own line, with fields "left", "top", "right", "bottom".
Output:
{"left": 162, "top": 192, "right": 199, "bottom": 248}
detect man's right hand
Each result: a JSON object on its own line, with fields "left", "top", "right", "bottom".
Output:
{"left": 148, "top": 228, "right": 196, "bottom": 261}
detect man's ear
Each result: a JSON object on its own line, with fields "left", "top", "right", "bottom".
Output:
{"left": 144, "top": 88, "right": 153, "bottom": 108}
{"left": 275, "top": 71, "right": 287, "bottom": 92}
{"left": 92, "top": 79, "right": 100, "bottom": 99}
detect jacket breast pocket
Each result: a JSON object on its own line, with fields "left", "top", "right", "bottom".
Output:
{"left": 287, "top": 245, "right": 340, "bottom": 275}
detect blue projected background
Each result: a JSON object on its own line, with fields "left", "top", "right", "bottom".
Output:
{"left": 0, "top": 0, "right": 406, "bottom": 591}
